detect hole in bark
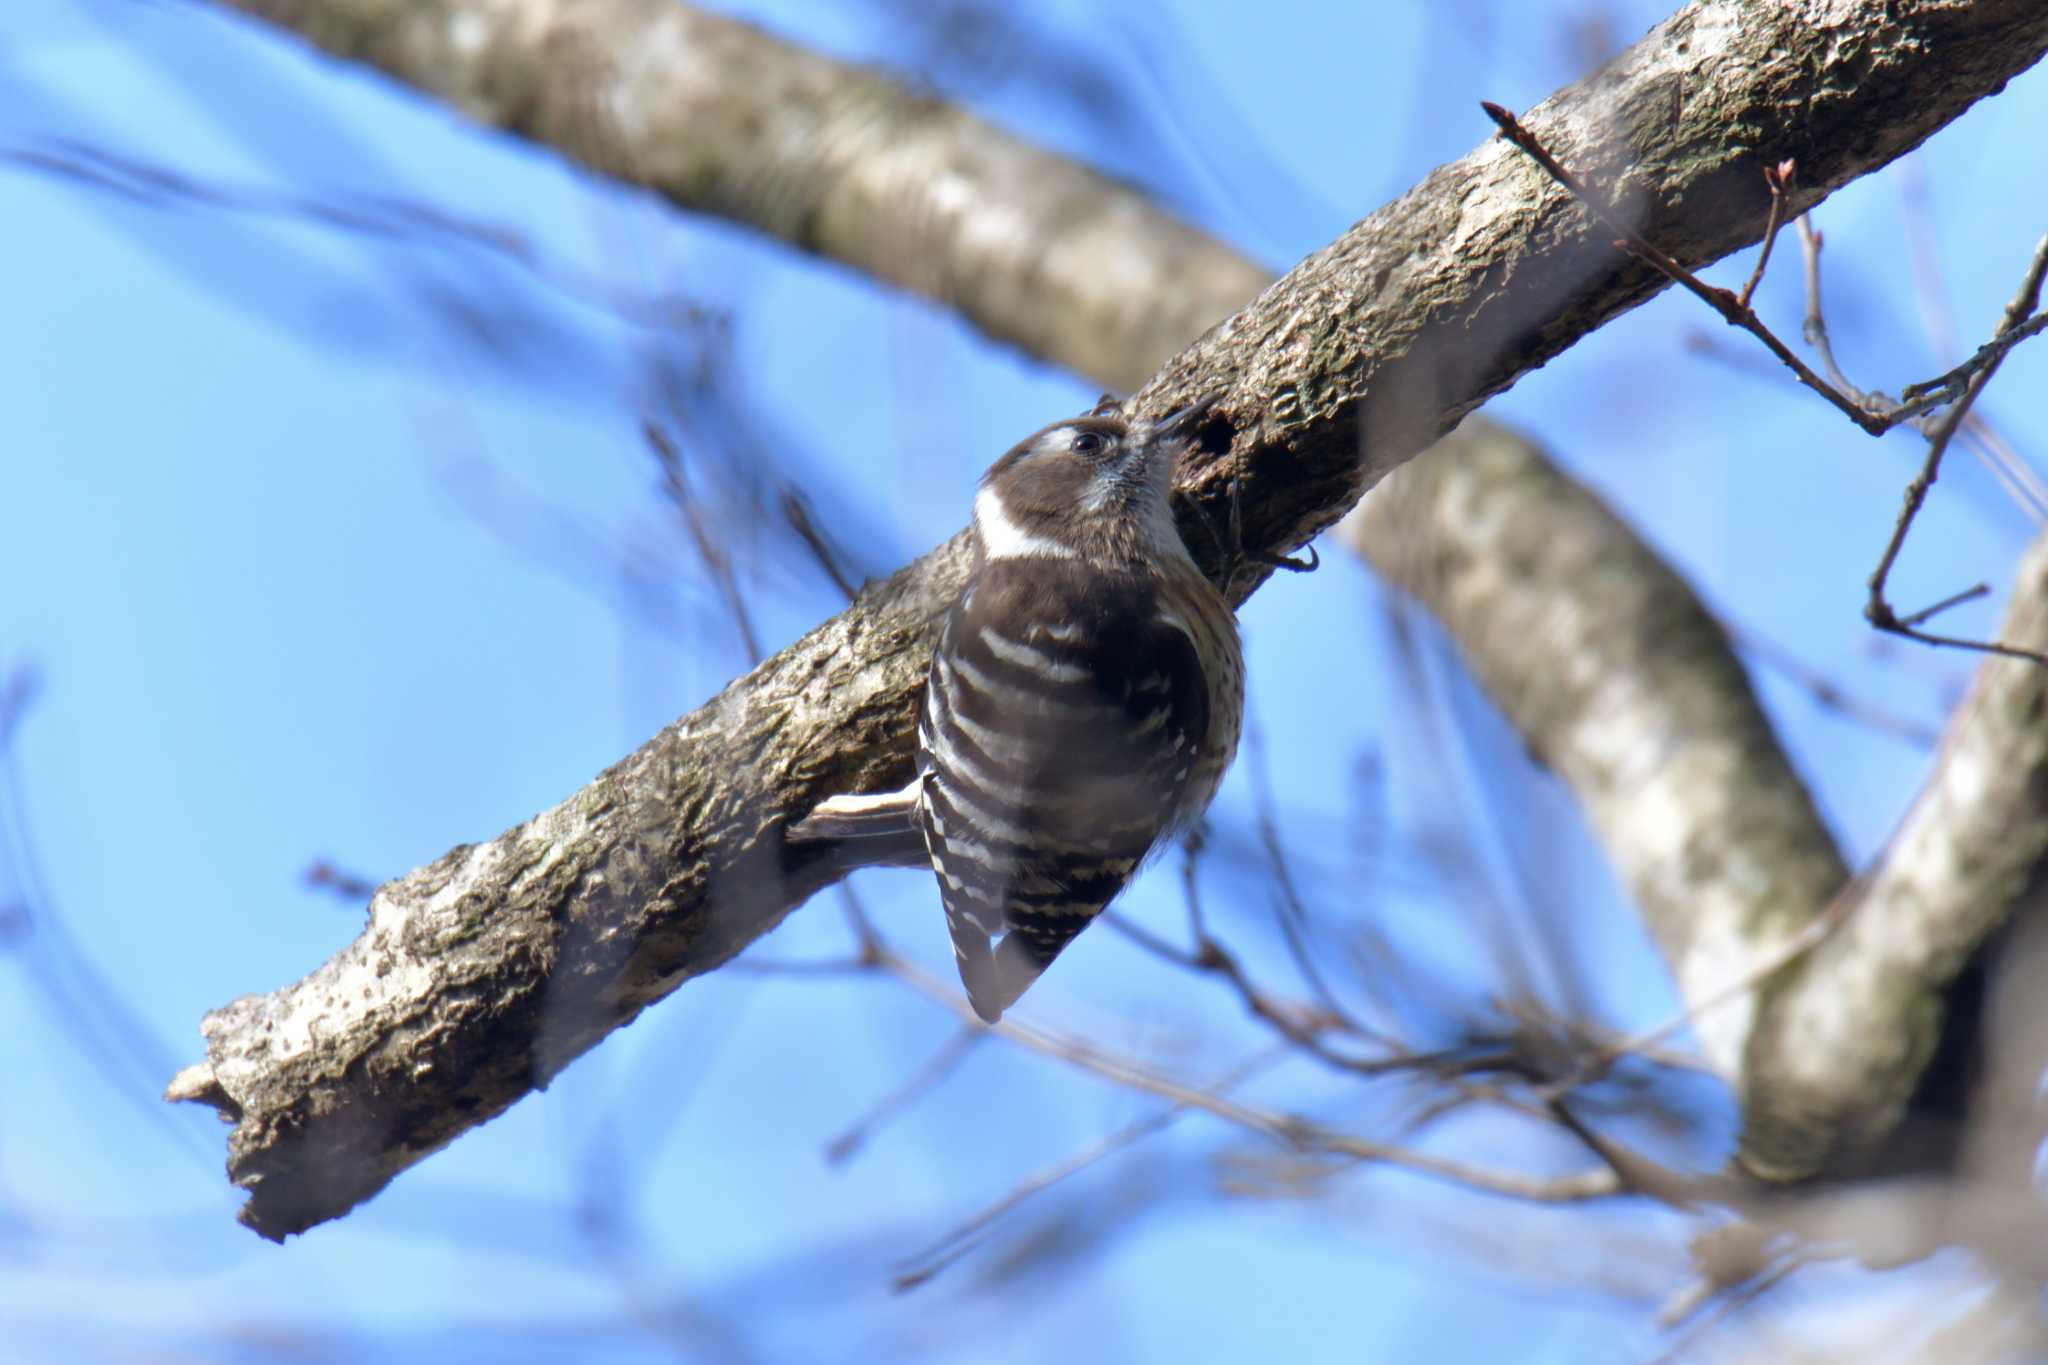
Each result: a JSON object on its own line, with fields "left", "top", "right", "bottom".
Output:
{"left": 1194, "top": 411, "right": 1236, "bottom": 458}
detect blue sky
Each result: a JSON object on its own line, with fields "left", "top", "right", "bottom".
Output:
{"left": 3, "top": 1, "right": 2045, "bottom": 1359}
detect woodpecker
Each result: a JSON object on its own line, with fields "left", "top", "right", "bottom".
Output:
{"left": 797, "top": 402, "right": 1243, "bottom": 1022}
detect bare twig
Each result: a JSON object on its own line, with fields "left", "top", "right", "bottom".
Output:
{"left": 1895, "top": 310, "right": 2048, "bottom": 411}
{"left": 1795, "top": 215, "right": 1867, "bottom": 401}
{"left": 1733, "top": 220, "right": 2048, "bottom": 526}
{"left": 1897, "top": 157, "right": 1959, "bottom": 363}
{"left": 1489, "top": 105, "right": 2048, "bottom": 454}
{"left": 1719, "top": 618, "right": 1940, "bottom": 749}
{"left": 1545, "top": 1100, "right": 1716, "bottom": 1211}
{"left": 1652, "top": 1253, "right": 1806, "bottom": 1363}
{"left": 303, "top": 860, "right": 380, "bottom": 903}
{"left": 727, "top": 955, "right": 874, "bottom": 976}
{"left": 1098, "top": 907, "right": 1202, "bottom": 968}
{"left": 1897, "top": 583, "right": 1990, "bottom": 629}
{"left": 0, "top": 137, "right": 703, "bottom": 332}
{"left": 1865, "top": 234, "right": 2048, "bottom": 664}
{"left": 1960, "top": 416, "right": 2048, "bottom": 524}
{"left": 1241, "top": 720, "right": 1380, "bottom": 1040}
{"left": 1543, "top": 887, "right": 1852, "bottom": 1099}
{"left": 881, "top": 951, "right": 1622, "bottom": 1206}
{"left": 1108, "top": 886, "right": 1486, "bottom": 1089}
{"left": 643, "top": 420, "right": 765, "bottom": 663}
{"left": 840, "top": 885, "right": 884, "bottom": 962}
{"left": 779, "top": 487, "right": 861, "bottom": 602}
{"left": 1486, "top": 104, "right": 2048, "bottom": 663}
{"left": 1481, "top": 104, "right": 1887, "bottom": 435}
{"left": 891, "top": 1047, "right": 1287, "bottom": 1291}
{"left": 1736, "top": 160, "right": 1796, "bottom": 310}
{"left": 824, "top": 1026, "right": 983, "bottom": 1165}
{"left": 1175, "top": 836, "right": 1402, "bottom": 1076}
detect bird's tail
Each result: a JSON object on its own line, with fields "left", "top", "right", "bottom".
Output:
{"left": 947, "top": 923, "right": 1049, "bottom": 1025}
{"left": 786, "top": 781, "right": 927, "bottom": 868}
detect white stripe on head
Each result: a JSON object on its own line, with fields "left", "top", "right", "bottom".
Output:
{"left": 974, "top": 484, "right": 1077, "bottom": 560}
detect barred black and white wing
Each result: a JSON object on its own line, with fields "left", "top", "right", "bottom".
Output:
{"left": 916, "top": 559, "right": 1211, "bottom": 1023}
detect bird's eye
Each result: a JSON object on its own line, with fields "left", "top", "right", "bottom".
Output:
{"left": 1071, "top": 430, "right": 1106, "bottom": 455}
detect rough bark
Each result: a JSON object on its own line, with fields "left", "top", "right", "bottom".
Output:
{"left": 177, "top": 0, "right": 2048, "bottom": 1236}
{"left": 168, "top": 537, "right": 970, "bottom": 1238}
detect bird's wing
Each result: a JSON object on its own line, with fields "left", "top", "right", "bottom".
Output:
{"left": 917, "top": 561, "right": 1209, "bottom": 1021}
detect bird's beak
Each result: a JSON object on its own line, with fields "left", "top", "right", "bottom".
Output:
{"left": 1153, "top": 396, "right": 1218, "bottom": 444}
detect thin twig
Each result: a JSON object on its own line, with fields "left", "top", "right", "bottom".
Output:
{"left": 825, "top": 1026, "right": 983, "bottom": 1165}
{"left": 1099, "top": 907, "right": 1202, "bottom": 967}
{"left": 304, "top": 859, "right": 380, "bottom": 903}
{"left": 1484, "top": 104, "right": 2048, "bottom": 663}
{"left": 1542, "top": 885, "right": 1853, "bottom": 1099}
{"left": 1481, "top": 104, "right": 1888, "bottom": 436}
{"left": 1897, "top": 157, "right": 1958, "bottom": 362}
{"left": 779, "top": 486, "right": 861, "bottom": 602}
{"left": 1718, "top": 616, "right": 1940, "bottom": 749}
{"left": 1545, "top": 1100, "right": 1717, "bottom": 1211}
{"left": 1242, "top": 720, "right": 1382, "bottom": 1041}
{"left": 1488, "top": 105, "right": 2048, "bottom": 453}
{"left": 1736, "top": 160, "right": 1796, "bottom": 310}
{"left": 727, "top": 955, "right": 873, "bottom": 976}
{"left": 1104, "top": 903, "right": 1550, "bottom": 1095}
{"left": 1896, "top": 311, "right": 2048, "bottom": 408}
{"left": 1865, "top": 233, "right": 2048, "bottom": 664}
{"left": 1652, "top": 1253, "right": 1807, "bottom": 1363}
{"left": 892, "top": 1047, "right": 1287, "bottom": 1290}
{"left": 0, "top": 137, "right": 705, "bottom": 332}
{"left": 643, "top": 420, "right": 766, "bottom": 664}
{"left": 1795, "top": 215, "right": 1867, "bottom": 401}
{"left": 839, "top": 884, "right": 883, "bottom": 961}
{"left": 1176, "top": 835, "right": 1408, "bottom": 1076}
{"left": 1898, "top": 583, "right": 1990, "bottom": 629}
{"left": 1960, "top": 416, "right": 2048, "bottom": 524}
{"left": 1721, "top": 228, "right": 2048, "bottom": 524}
{"left": 882, "top": 951, "right": 1623, "bottom": 1206}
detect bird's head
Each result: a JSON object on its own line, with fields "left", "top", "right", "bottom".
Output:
{"left": 972, "top": 402, "right": 1213, "bottom": 568}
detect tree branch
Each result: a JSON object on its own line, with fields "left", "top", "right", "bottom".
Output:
{"left": 210, "top": 0, "right": 1272, "bottom": 395}
{"left": 1343, "top": 426, "right": 2048, "bottom": 1183}
{"left": 177, "top": 0, "right": 2048, "bottom": 1237}
{"left": 1741, "top": 527, "right": 2048, "bottom": 1179}
{"left": 1336, "top": 423, "right": 1850, "bottom": 1083}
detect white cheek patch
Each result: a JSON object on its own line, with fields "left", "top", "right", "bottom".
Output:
{"left": 975, "top": 484, "right": 1077, "bottom": 560}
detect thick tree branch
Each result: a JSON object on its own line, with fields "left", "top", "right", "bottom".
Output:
{"left": 1740, "top": 529, "right": 2048, "bottom": 1179}
{"left": 210, "top": 0, "right": 1270, "bottom": 395}
{"left": 177, "top": 0, "right": 2048, "bottom": 1237}
{"left": 169, "top": 538, "right": 970, "bottom": 1238}
{"left": 1336, "top": 425, "right": 1850, "bottom": 1083}
{"left": 1340, "top": 427, "right": 2048, "bottom": 1183}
